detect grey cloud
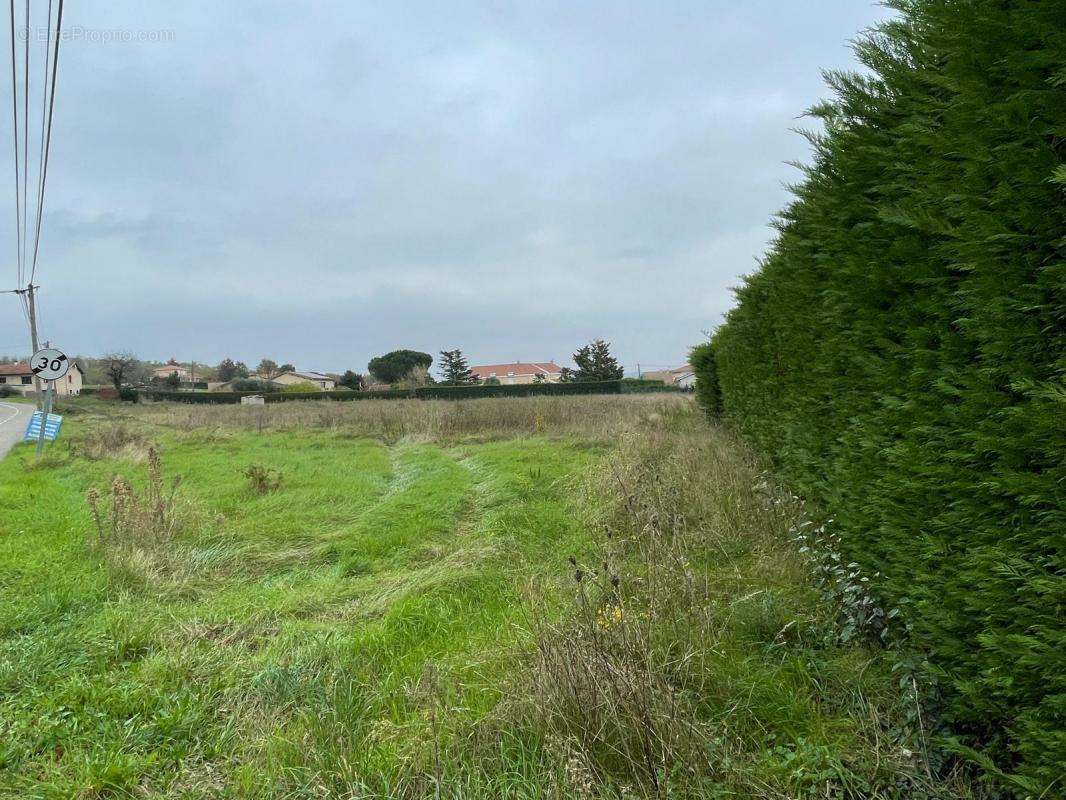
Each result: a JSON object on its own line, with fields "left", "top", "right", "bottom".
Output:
{"left": 3, "top": 1, "right": 890, "bottom": 372}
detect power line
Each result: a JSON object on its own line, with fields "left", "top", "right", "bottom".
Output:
{"left": 20, "top": 0, "right": 27, "bottom": 282}
{"left": 8, "top": 0, "right": 21, "bottom": 287}
{"left": 29, "top": 0, "right": 61, "bottom": 283}
{"left": 31, "top": 0, "right": 50, "bottom": 274}
{"left": 18, "top": 288, "right": 29, "bottom": 326}
{"left": 4, "top": 1, "right": 67, "bottom": 414}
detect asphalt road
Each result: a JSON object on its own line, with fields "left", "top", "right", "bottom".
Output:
{"left": 0, "top": 401, "right": 33, "bottom": 460}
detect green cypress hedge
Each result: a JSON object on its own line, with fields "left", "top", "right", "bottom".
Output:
{"left": 415, "top": 380, "right": 623, "bottom": 399}
{"left": 707, "top": 1, "right": 1065, "bottom": 793}
{"left": 620, "top": 378, "right": 685, "bottom": 393}
{"left": 688, "top": 342, "right": 720, "bottom": 416}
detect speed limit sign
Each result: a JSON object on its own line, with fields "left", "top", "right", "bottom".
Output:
{"left": 30, "top": 347, "right": 70, "bottom": 381}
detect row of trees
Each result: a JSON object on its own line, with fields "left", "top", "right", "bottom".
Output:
{"left": 75, "top": 339, "right": 627, "bottom": 391}
{"left": 216, "top": 358, "right": 294, "bottom": 382}
{"left": 365, "top": 339, "right": 624, "bottom": 387}
{"left": 74, "top": 354, "right": 303, "bottom": 389}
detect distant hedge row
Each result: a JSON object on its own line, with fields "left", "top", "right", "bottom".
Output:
{"left": 704, "top": 2, "right": 1064, "bottom": 794}
{"left": 135, "top": 379, "right": 675, "bottom": 405}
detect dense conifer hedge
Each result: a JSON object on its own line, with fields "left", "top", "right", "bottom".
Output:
{"left": 705, "top": 1, "right": 1065, "bottom": 793}
{"left": 688, "top": 342, "right": 721, "bottom": 416}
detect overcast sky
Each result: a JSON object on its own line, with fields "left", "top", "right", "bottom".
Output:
{"left": 2, "top": 1, "right": 889, "bottom": 374}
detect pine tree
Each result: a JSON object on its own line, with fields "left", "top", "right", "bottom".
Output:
{"left": 368, "top": 350, "right": 433, "bottom": 384}
{"left": 572, "top": 339, "right": 623, "bottom": 381}
{"left": 438, "top": 349, "right": 475, "bottom": 385}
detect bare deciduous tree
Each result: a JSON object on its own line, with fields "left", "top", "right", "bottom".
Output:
{"left": 103, "top": 352, "right": 140, "bottom": 390}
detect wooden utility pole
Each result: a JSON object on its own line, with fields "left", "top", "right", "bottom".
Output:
{"left": 12, "top": 283, "right": 45, "bottom": 408}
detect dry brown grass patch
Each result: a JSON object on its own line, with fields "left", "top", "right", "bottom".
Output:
{"left": 134, "top": 394, "right": 691, "bottom": 443}
{"left": 69, "top": 422, "right": 153, "bottom": 462}
{"left": 86, "top": 447, "right": 223, "bottom": 590}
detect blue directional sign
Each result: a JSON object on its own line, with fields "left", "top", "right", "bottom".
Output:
{"left": 23, "top": 411, "right": 63, "bottom": 442}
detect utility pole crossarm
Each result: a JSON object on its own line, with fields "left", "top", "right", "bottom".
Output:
{"left": 6, "top": 283, "right": 44, "bottom": 407}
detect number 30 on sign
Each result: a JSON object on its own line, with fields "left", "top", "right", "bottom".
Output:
{"left": 31, "top": 348, "right": 70, "bottom": 381}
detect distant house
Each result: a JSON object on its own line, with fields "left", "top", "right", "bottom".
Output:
{"left": 152, "top": 359, "right": 191, "bottom": 381}
{"left": 643, "top": 365, "right": 695, "bottom": 389}
{"left": 675, "top": 370, "right": 696, "bottom": 390}
{"left": 0, "top": 361, "right": 84, "bottom": 396}
{"left": 469, "top": 362, "right": 563, "bottom": 386}
{"left": 272, "top": 371, "right": 336, "bottom": 390}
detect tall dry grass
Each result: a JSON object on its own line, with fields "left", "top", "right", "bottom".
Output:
{"left": 458, "top": 411, "right": 982, "bottom": 799}
{"left": 135, "top": 394, "right": 691, "bottom": 442}
{"left": 85, "top": 446, "right": 223, "bottom": 591}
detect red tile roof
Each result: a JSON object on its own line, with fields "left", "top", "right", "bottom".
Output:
{"left": 0, "top": 361, "right": 31, "bottom": 376}
{"left": 0, "top": 361, "right": 82, "bottom": 377}
{"left": 470, "top": 362, "right": 562, "bottom": 378}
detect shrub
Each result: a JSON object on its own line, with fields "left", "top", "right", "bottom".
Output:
{"left": 398, "top": 366, "right": 434, "bottom": 389}
{"left": 337, "top": 370, "right": 364, "bottom": 390}
{"left": 86, "top": 447, "right": 186, "bottom": 549}
{"left": 279, "top": 381, "right": 320, "bottom": 393}
{"left": 0, "top": 385, "right": 20, "bottom": 397}
{"left": 708, "top": 1, "right": 1066, "bottom": 792}
{"left": 70, "top": 424, "right": 150, "bottom": 461}
{"left": 243, "top": 464, "right": 282, "bottom": 494}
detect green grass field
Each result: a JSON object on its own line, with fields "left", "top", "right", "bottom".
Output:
{"left": 0, "top": 396, "right": 981, "bottom": 798}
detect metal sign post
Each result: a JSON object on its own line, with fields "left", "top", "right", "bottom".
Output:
{"left": 35, "top": 380, "right": 54, "bottom": 456}
{"left": 27, "top": 347, "right": 70, "bottom": 457}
